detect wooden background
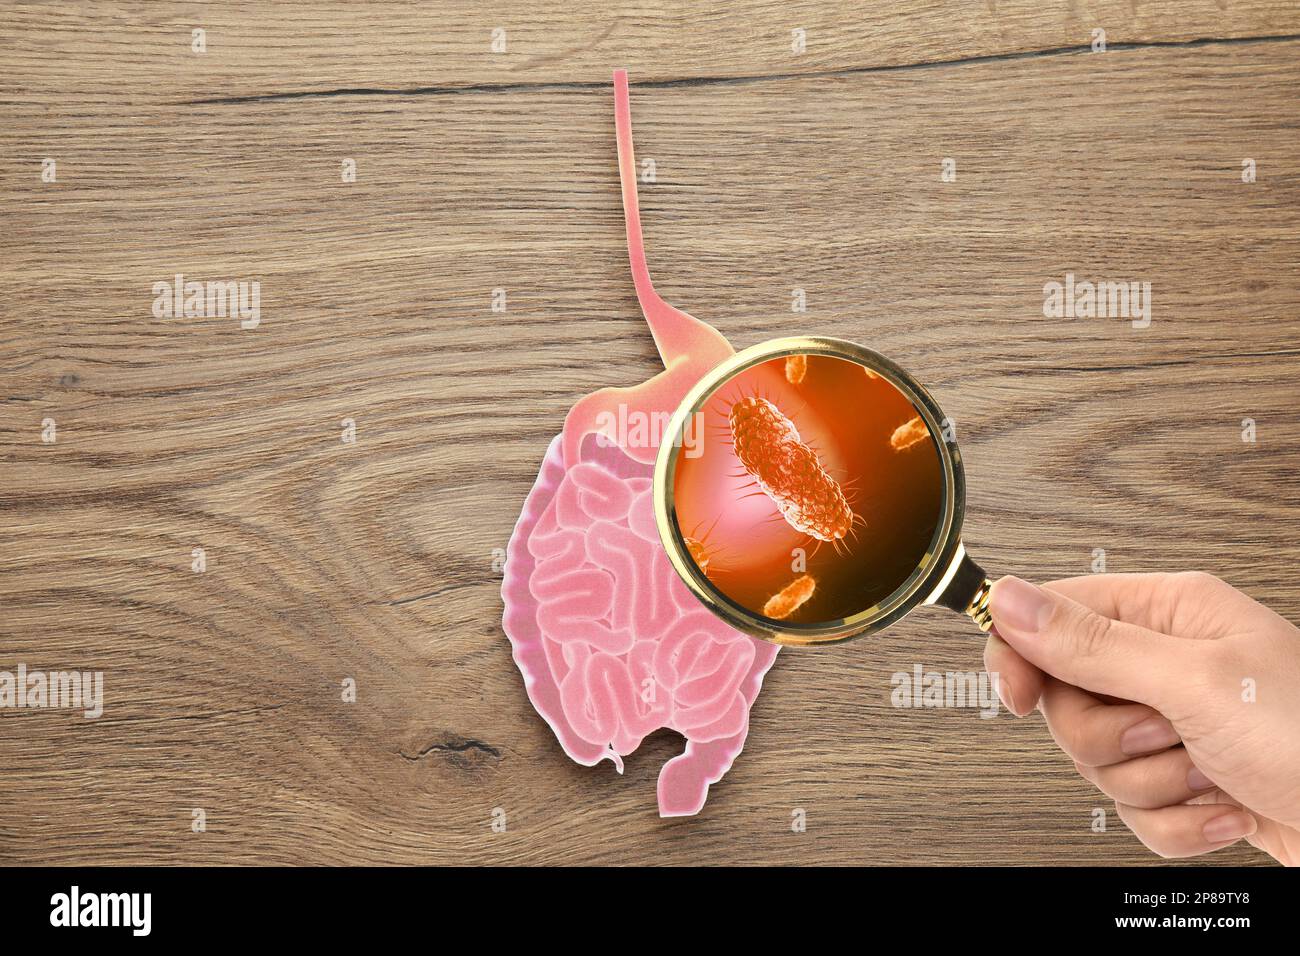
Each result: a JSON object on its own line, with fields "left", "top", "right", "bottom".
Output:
{"left": 2, "top": 2, "right": 1298, "bottom": 865}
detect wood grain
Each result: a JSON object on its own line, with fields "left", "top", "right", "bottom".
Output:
{"left": 1, "top": 3, "right": 1298, "bottom": 865}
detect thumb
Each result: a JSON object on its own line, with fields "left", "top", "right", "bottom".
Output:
{"left": 989, "top": 576, "right": 1193, "bottom": 711}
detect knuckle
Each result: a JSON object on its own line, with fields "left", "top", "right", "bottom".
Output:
{"left": 1064, "top": 719, "right": 1108, "bottom": 766}
{"left": 1113, "top": 803, "right": 1174, "bottom": 856}
{"left": 1203, "top": 633, "right": 1245, "bottom": 675}
{"left": 1135, "top": 826, "right": 1181, "bottom": 859}
{"left": 1069, "top": 608, "right": 1116, "bottom": 659}
{"left": 1059, "top": 720, "right": 1092, "bottom": 763}
{"left": 1128, "top": 810, "right": 1199, "bottom": 858}
{"left": 1175, "top": 570, "right": 1219, "bottom": 589}
{"left": 1089, "top": 762, "right": 1161, "bottom": 808}
{"left": 1173, "top": 570, "right": 1226, "bottom": 601}
{"left": 1124, "top": 771, "right": 1169, "bottom": 810}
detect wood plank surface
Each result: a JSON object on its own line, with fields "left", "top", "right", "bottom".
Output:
{"left": 1, "top": 3, "right": 1297, "bottom": 865}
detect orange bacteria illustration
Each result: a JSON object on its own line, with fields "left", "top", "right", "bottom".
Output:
{"left": 890, "top": 415, "right": 930, "bottom": 452}
{"left": 728, "top": 396, "right": 856, "bottom": 548}
{"left": 671, "top": 353, "right": 945, "bottom": 624}
{"left": 683, "top": 535, "right": 711, "bottom": 576}
{"left": 762, "top": 574, "right": 816, "bottom": 620}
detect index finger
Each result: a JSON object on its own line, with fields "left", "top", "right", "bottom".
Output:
{"left": 1042, "top": 573, "right": 1202, "bottom": 636}
{"left": 989, "top": 576, "right": 1196, "bottom": 710}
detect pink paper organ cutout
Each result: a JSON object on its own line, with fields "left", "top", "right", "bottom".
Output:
{"left": 501, "top": 70, "right": 780, "bottom": 816}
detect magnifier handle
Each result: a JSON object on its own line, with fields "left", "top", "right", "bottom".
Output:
{"left": 934, "top": 551, "right": 995, "bottom": 633}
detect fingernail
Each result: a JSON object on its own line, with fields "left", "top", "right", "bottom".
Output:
{"left": 990, "top": 577, "right": 1052, "bottom": 637}
{"left": 994, "top": 673, "right": 1019, "bottom": 716}
{"left": 1120, "top": 716, "right": 1180, "bottom": 755}
{"left": 1187, "top": 766, "right": 1214, "bottom": 791}
{"left": 1202, "top": 811, "right": 1256, "bottom": 844}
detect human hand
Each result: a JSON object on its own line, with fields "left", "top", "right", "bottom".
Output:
{"left": 984, "top": 572, "right": 1300, "bottom": 865}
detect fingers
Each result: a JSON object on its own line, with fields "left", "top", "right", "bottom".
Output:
{"left": 1075, "top": 748, "right": 1217, "bottom": 809}
{"left": 1040, "top": 679, "right": 1178, "bottom": 767}
{"left": 989, "top": 576, "right": 1197, "bottom": 710}
{"left": 1115, "top": 802, "right": 1258, "bottom": 858}
{"left": 1041, "top": 678, "right": 1219, "bottom": 808}
{"left": 982, "top": 629, "right": 1043, "bottom": 717}
{"left": 1041, "top": 574, "right": 1168, "bottom": 628}
{"left": 1043, "top": 571, "right": 1240, "bottom": 640}
{"left": 1038, "top": 573, "right": 1185, "bottom": 635}
{"left": 995, "top": 574, "right": 1262, "bottom": 859}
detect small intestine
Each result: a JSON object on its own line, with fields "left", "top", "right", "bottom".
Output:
{"left": 529, "top": 460, "right": 757, "bottom": 757}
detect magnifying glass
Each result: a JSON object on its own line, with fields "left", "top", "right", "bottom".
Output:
{"left": 653, "top": 336, "right": 994, "bottom": 647}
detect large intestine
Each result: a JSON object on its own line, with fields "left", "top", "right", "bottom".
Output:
{"left": 501, "top": 70, "right": 779, "bottom": 817}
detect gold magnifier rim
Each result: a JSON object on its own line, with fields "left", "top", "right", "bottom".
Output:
{"left": 652, "top": 336, "right": 967, "bottom": 647}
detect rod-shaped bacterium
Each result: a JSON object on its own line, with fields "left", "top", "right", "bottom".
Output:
{"left": 763, "top": 574, "right": 816, "bottom": 619}
{"left": 729, "top": 396, "right": 854, "bottom": 543}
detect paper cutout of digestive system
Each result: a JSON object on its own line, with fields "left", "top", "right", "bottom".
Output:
{"left": 502, "top": 70, "right": 780, "bottom": 817}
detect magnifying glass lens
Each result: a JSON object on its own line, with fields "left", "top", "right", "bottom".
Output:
{"left": 660, "top": 343, "right": 956, "bottom": 642}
